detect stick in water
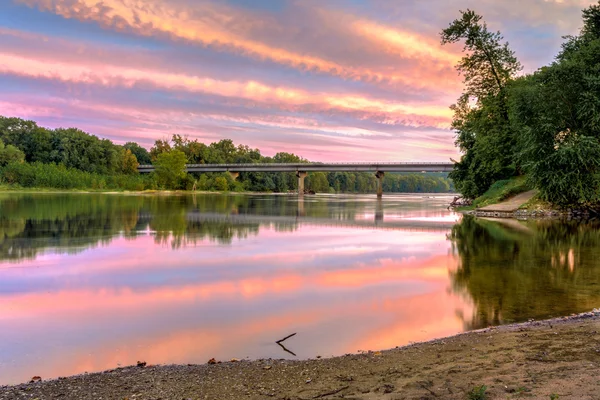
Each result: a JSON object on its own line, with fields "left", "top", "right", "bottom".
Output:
{"left": 276, "top": 332, "right": 297, "bottom": 343}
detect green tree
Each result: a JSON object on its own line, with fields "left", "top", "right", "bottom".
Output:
{"left": 510, "top": 2, "right": 600, "bottom": 206}
{"left": 154, "top": 149, "right": 187, "bottom": 189}
{"left": 441, "top": 10, "right": 522, "bottom": 198}
{"left": 307, "top": 172, "right": 330, "bottom": 193}
{"left": 123, "top": 142, "right": 151, "bottom": 165}
{"left": 214, "top": 176, "right": 229, "bottom": 191}
{"left": 0, "top": 139, "right": 25, "bottom": 166}
{"left": 118, "top": 148, "right": 139, "bottom": 174}
{"left": 150, "top": 139, "right": 172, "bottom": 162}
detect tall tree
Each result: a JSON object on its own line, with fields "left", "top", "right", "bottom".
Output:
{"left": 441, "top": 10, "right": 522, "bottom": 198}
{"left": 510, "top": 2, "right": 600, "bottom": 206}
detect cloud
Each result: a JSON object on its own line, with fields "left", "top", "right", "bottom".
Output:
{"left": 16, "top": 0, "right": 463, "bottom": 92}
{"left": 4, "top": 0, "right": 591, "bottom": 161}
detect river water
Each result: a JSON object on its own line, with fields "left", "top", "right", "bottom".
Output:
{"left": 1, "top": 193, "right": 599, "bottom": 385}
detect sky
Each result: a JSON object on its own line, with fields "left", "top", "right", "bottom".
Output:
{"left": 0, "top": 0, "right": 596, "bottom": 161}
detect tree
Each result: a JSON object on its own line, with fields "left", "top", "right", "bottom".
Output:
{"left": 154, "top": 150, "right": 187, "bottom": 189}
{"left": 119, "top": 148, "right": 139, "bottom": 174}
{"left": 0, "top": 140, "right": 25, "bottom": 166}
{"left": 441, "top": 10, "right": 522, "bottom": 198}
{"left": 307, "top": 172, "right": 330, "bottom": 193}
{"left": 150, "top": 139, "right": 172, "bottom": 162}
{"left": 123, "top": 142, "right": 151, "bottom": 165}
{"left": 510, "top": 2, "right": 600, "bottom": 206}
{"left": 214, "top": 176, "right": 229, "bottom": 191}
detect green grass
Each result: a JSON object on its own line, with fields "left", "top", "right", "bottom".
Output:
{"left": 459, "top": 176, "right": 532, "bottom": 211}
{"left": 467, "top": 384, "right": 488, "bottom": 400}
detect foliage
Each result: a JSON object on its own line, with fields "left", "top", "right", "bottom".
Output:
{"left": 441, "top": 10, "right": 522, "bottom": 199}
{"left": 445, "top": 3, "right": 600, "bottom": 207}
{"left": 0, "top": 140, "right": 25, "bottom": 166}
{"left": 468, "top": 176, "right": 531, "bottom": 209}
{"left": 0, "top": 161, "right": 149, "bottom": 191}
{"left": 441, "top": 10, "right": 521, "bottom": 100}
{"left": 0, "top": 116, "right": 140, "bottom": 175}
{"left": 119, "top": 148, "right": 139, "bottom": 174}
{"left": 124, "top": 142, "right": 151, "bottom": 165}
{"left": 509, "top": 3, "right": 600, "bottom": 206}
{"left": 153, "top": 149, "right": 188, "bottom": 189}
{"left": 0, "top": 117, "right": 454, "bottom": 193}
{"left": 467, "top": 385, "right": 487, "bottom": 400}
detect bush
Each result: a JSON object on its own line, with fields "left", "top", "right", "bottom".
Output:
{"left": 0, "top": 161, "right": 153, "bottom": 191}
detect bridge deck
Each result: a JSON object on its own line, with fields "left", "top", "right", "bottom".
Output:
{"left": 138, "top": 162, "right": 453, "bottom": 173}
{"left": 186, "top": 211, "right": 456, "bottom": 232}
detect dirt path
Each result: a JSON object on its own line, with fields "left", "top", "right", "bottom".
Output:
{"left": 479, "top": 190, "right": 537, "bottom": 212}
{"left": 2, "top": 311, "right": 600, "bottom": 399}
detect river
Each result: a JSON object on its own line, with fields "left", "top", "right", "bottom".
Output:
{"left": 1, "top": 192, "right": 599, "bottom": 385}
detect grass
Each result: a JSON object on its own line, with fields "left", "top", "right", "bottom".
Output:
{"left": 467, "top": 384, "right": 488, "bottom": 400}
{"left": 519, "top": 194, "right": 554, "bottom": 211}
{"left": 459, "top": 176, "right": 532, "bottom": 211}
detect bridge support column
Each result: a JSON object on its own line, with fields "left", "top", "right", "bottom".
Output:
{"left": 228, "top": 171, "right": 239, "bottom": 180}
{"left": 297, "top": 197, "right": 305, "bottom": 217}
{"left": 375, "top": 171, "right": 385, "bottom": 198}
{"left": 297, "top": 171, "right": 307, "bottom": 196}
{"left": 375, "top": 198, "right": 383, "bottom": 222}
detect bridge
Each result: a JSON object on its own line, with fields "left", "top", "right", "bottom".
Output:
{"left": 186, "top": 211, "right": 457, "bottom": 232}
{"left": 138, "top": 162, "right": 454, "bottom": 197}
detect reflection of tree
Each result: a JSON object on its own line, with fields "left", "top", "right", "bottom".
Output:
{"left": 0, "top": 193, "right": 398, "bottom": 260}
{"left": 450, "top": 216, "right": 600, "bottom": 329}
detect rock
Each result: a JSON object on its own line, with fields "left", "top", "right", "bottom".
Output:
{"left": 29, "top": 376, "right": 42, "bottom": 383}
{"left": 208, "top": 358, "right": 217, "bottom": 365}
{"left": 136, "top": 361, "right": 146, "bottom": 368}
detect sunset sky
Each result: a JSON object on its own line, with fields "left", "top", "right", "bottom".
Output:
{"left": 0, "top": 0, "right": 595, "bottom": 161}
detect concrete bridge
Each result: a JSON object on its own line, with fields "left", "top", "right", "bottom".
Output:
{"left": 186, "top": 211, "right": 457, "bottom": 232}
{"left": 138, "top": 162, "right": 454, "bottom": 197}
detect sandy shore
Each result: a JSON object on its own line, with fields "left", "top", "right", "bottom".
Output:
{"left": 2, "top": 311, "right": 600, "bottom": 400}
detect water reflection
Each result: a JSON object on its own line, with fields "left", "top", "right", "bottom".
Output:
{"left": 2, "top": 193, "right": 600, "bottom": 385}
{"left": 0, "top": 193, "right": 465, "bottom": 384}
{"left": 449, "top": 216, "right": 600, "bottom": 329}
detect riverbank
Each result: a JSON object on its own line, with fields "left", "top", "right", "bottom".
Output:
{"left": 2, "top": 311, "right": 600, "bottom": 400}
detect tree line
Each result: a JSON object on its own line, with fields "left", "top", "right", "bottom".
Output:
{"left": 0, "top": 116, "right": 453, "bottom": 193}
{"left": 444, "top": 2, "right": 600, "bottom": 206}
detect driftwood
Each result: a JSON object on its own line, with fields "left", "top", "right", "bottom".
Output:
{"left": 449, "top": 195, "right": 472, "bottom": 208}
{"left": 276, "top": 333, "right": 297, "bottom": 356}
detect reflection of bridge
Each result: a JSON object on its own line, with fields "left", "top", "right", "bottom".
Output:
{"left": 186, "top": 211, "right": 457, "bottom": 232}
{"left": 138, "top": 162, "right": 454, "bottom": 197}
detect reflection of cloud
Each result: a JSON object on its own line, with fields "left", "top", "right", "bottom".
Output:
{"left": 0, "top": 253, "right": 454, "bottom": 315}
{"left": 0, "top": 236, "right": 470, "bottom": 384}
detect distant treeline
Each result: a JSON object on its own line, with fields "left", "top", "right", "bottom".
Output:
{"left": 0, "top": 116, "right": 453, "bottom": 193}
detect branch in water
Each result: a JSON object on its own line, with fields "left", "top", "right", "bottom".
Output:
{"left": 276, "top": 332, "right": 297, "bottom": 343}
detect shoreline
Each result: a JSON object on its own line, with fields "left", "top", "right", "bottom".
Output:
{"left": 3, "top": 310, "right": 600, "bottom": 399}
{"left": 0, "top": 188, "right": 457, "bottom": 196}
{"left": 466, "top": 208, "right": 598, "bottom": 220}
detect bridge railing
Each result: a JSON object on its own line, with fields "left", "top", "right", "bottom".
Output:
{"left": 138, "top": 161, "right": 454, "bottom": 168}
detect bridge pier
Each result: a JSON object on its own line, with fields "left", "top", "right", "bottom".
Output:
{"left": 228, "top": 171, "right": 239, "bottom": 180}
{"left": 296, "top": 171, "right": 307, "bottom": 196}
{"left": 297, "top": 197, "right": 305, "bottom": 217}
{"left": 375, "top": 171, "right": 385, "bottom": 198}
{"left": 375, "top": 198, "right": 383, "bottom": 222}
